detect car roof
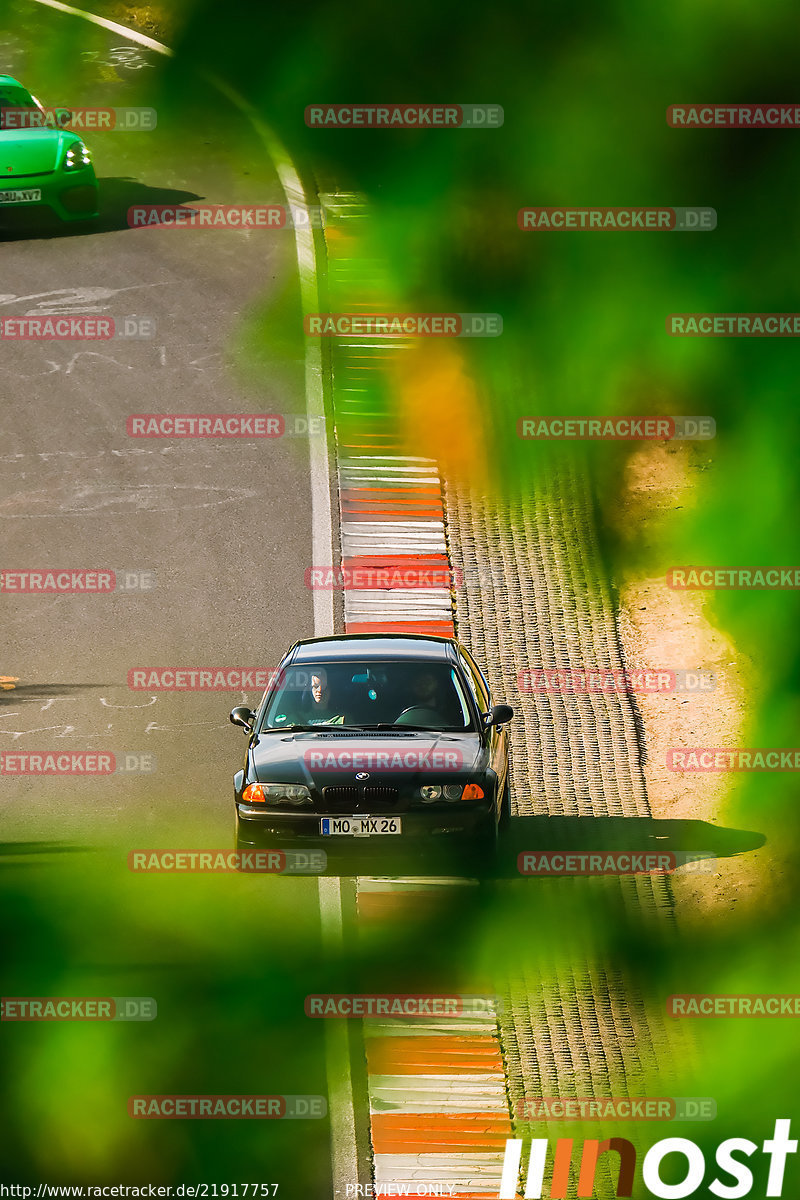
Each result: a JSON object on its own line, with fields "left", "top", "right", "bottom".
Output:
{"left": 0, "top": 76, "right": 24, "bottom": 87}
{"left": 290, "top": 634, "right": 459, "bottom": 663}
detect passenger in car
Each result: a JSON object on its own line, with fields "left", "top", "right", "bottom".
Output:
{"left": 304, "top": 673, "right": 348, "bottom": 725}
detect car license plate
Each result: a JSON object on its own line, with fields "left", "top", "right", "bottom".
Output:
{"left": 320, "top": 816, "right": 401, "bottom": 837}
{"left": 0, "top": 189, "right": 42, "bottom": 204}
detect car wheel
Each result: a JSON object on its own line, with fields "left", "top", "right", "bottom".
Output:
{"left": 473, "top": 807, "right": 500, "bottom": 856}
{"left": 499, "top": 776, "right": 511, "bottom": 832}
{"left": 234, "top": 809, "right": 251, "bottom": 853}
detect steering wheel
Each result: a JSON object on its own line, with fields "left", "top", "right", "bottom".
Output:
{"left": 395, "top": 705, "right": 441, "bottom": 725}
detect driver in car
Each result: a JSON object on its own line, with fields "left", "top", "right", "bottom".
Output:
{"left": 395, "top": 669, "right": 451, "bottom": 727}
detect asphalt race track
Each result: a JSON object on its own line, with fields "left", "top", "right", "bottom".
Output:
{"left": 1, "top": 2, "right": 316, "bottom": 843}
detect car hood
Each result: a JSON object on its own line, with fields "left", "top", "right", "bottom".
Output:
{"left": 249, "top": 730, "right": 483, "bottom": 788}
{"left": 0, "top": 129, "right": 71, "bottom": 176}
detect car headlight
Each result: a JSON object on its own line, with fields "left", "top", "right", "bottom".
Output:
{"left": 418, "top": 783, "right": 485, "bottom": 803}
{"left": 242, "top": 783, "right": 312, "bottom": 806}
{"left": 63, "top": 140, "right": 91, "bottom": 171}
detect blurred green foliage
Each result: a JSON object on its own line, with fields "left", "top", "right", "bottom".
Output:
{"left": 3, "top": 0, "right": 800, "bottom": 1194}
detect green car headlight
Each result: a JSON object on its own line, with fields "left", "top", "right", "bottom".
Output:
{"left": 63, "top": 140, "right": 91, "bottom": 171}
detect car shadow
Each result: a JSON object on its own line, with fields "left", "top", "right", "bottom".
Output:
{"left": 0, "top": 841, "right": 94, "bottom": 861}
{"left": 95, "top": 177, "right": 204, "bottom": 232}
{"left": 502, "top": 812, "right": 764, "bottom": 862}
{"left": 0, "top": 177, "right": 203, "bottom": 239}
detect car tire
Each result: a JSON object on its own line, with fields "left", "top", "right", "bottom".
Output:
{"left": 499, "top": 775, "right": 511, "bottom": 833}
{"left": 466, "top": 780, "right": 509, "bottom": 875}
{"left": 470, "top": 805, "right": 500, "bottom": 860}
{"left": 234, "top": 810, "right": 252, "bottom": 854}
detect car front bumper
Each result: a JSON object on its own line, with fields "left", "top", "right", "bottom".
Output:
{"left": 235, "top": 800, "right": 496, "bottom": 845}
{"left": 0, "top": 167, "right": 99, "bottom": 222}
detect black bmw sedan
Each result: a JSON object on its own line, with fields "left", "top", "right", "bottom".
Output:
{"left": 230, "top": 634, "right": 513, "bottom": 851}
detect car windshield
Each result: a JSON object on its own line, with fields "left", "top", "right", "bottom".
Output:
{"left": 0, "top": 86, "right": 43, "bottom": 132}
{"left": 261, "top": 660, "right": 476, "bottom": 731}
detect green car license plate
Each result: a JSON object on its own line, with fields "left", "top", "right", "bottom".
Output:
{"left": 0, "top": 188, "right": 42, "bottom": 203}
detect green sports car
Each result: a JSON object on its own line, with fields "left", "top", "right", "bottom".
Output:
{"left": 0, "top": 75, "right": 98, "bottom": 223}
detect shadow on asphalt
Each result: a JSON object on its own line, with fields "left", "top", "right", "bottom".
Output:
{"left": 0, "top": 178, "right": 203, "bottom": 239}
{"left": 503, "top": 813, "right": 764, "bottom": 859}
{"left": 0, "top": 683, "right": 111, "bottom": 706}
{"left": 0, "top": 816, "right": 764, "bottom": 884}
{"left": 243, "top": 813, "right": 766, "bottom": 882}
{"left": 95, "top": 177, "right": 203, "bottom": 231}
{"left": 0, "top": 841, "right": 94, "bottom": 860}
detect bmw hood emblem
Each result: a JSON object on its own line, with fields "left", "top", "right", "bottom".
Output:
{"left": 355, "top": 772, "right": 370, "bottom": 780}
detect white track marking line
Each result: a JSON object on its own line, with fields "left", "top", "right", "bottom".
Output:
{"left": 318, "top": 876, "right": 361, "bottom": 1193}
{"left": 28, "top": 0, "right": 174, "bottom": 54}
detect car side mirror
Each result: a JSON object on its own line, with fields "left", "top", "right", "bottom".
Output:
{"left": 229, "top": 705, "right": 255, "bottom": 732}
{"left": 54, "top": 108, "right": 73, "bottom": 127}
{"left": 484, "top": 704, "right": 514, "bottom": 728}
